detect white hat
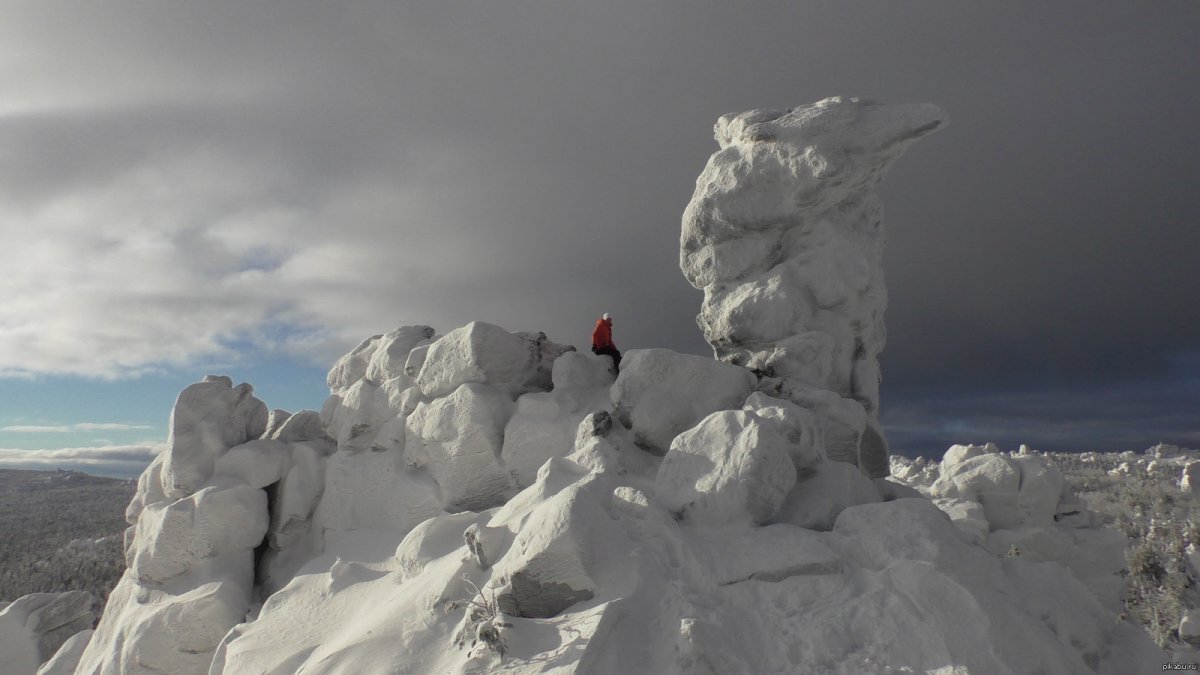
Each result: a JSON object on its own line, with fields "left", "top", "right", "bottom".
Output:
{"left": 602, "top": 313, "right": 611, "bottom": 320}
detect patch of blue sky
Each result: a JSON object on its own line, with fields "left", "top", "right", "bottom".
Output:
{"left": 0, "top": 341, "right": 330, "bottom": 453}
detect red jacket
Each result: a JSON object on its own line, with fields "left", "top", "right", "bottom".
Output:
{"left": 592, "top": 318, "right": 614, "bottom": 350}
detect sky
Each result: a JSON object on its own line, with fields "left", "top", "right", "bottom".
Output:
{"left": 1, "top": 1, "right": 1197, "bottom": 477}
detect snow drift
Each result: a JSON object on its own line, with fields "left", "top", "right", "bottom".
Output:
{"left": 41, "top": 98, "right": 1166, "bottom": 674}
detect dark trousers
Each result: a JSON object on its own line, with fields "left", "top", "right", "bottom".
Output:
{"left": 592, "top": 345, "right": 622, "bottom": 374}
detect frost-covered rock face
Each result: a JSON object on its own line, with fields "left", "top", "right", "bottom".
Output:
{"left": 0, "top": 591, "right": 93, "bottom": 675}
{"left": 79, "top": 376, "right": 332, "bottom": 675}
{"left": 416, "top": 321, "right": 570, "bottom": 400}
{"left": 655, "top": 409, "right": 798, "bottom": 526}
{"left": 896, "top": 444, "right": 1124, "bottom": 610}
{"left": 681, "top": 97, "right": 946, "bottom": 478}
{"left": 1182, "top": 460, "right": 1200, "bottom": 494}
{"left": 611, "top": 348, "right": 755, "bottom": 454}
{"left": 500, "top": 353, "right": 620, "bottom": 489}
{"left": 160, "top": 376, "right": 269, "bottom": 499}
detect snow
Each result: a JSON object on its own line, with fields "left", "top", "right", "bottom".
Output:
{"left": 501, "top": 355, "right": 614, "bottom": 488}
{"left": 1182, "top": 460, "right": 1200, "bottom": 494}
{"left": 52, "top": 99, "right": 1170, "bottom": 674}
{"left": 773, "top": 458, "right": 881, "bottom": 530}
{"left": 682, "top": 97, "right": 946, "bottom": 480}
{"left": 405, "top": 382, "right": 517, "bottom": 512}
{"left": 416, "top": 321, "right": 569, "bottom": 400}
{"left": 610, "top": 348, "right": 755, "bottom": 453}
{"left": 159, "top": 377, "right": 269, "bottom": 499}
{"left": 35, "top": 629, "right": 91, "bottom": 675}
{"left": 0, "top": 592, "right": 93, "bottom": 675}
{"left": 213, "top": 439, "right": 291, "bottom": 489}
{"left": 129, "top": 478, "right": 268, "bottom": 584}
{"left": 364, "top": 325, "right": 437, "bottom": 384}
{"left": 654, "top": 409, "right": 797, "bottom": 526}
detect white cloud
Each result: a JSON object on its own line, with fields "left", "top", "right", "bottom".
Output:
{"left": 73, "top": 422, "right": 155, "bottom": 432}
{"left": 0, "top": 442, "right": 165, "bottom": 478}
{"left": 0, "top": 422, "right": 154, "bottom": 433}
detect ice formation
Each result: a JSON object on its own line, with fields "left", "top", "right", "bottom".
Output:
{"left": 681, "top": 97, "right": 946, "bottom": 478}
{"left": 22, "top": 99, "right": 1169, "bottom": 674}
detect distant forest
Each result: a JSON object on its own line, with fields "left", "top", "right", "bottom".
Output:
{"left": 0, "top": 469, "right": 134, "bottom": 617}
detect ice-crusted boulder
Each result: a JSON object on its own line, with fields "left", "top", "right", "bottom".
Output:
{"left": 681, "top": 97, "right": 946, "bottom": 478}
{"left": 611, "top": 348, "right": 755, "bottom": 453}
{"left": 0, "top": 591, "right": 93, "bottom": 675}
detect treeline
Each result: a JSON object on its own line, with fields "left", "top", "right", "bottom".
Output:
{"left": 0, "top": 469, "right": 135, "bottom": 616}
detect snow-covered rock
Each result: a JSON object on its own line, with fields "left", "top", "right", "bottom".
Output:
{"left": 490, "top": 473, "right": 624, "bottom": 618}
{"left": 498, "top": 350, "right": 615, "bottom": 489}
{"left": 0, "top": 591, "right": 93, "bottom": 675}
{"left": 654, "top": 409, "right": 798, "bottom": 526}
{"left": 130, "top": 479, "right": 268, "bottom": 584}
{"left": 773, "top": 458, "right": 881, "bottom": 530}
{"left": 940, "top": 442, "right": 990, "bottom": 472}
{"left": 1011, "top": 453, "right": 1064, "bottom": 525}
{"left": 742, "top": 391, "right": 825, "bottom": 474}
{"left": 313, "top": 443, "right": 442, "bottom": 538}
{"left": 1182, "top": 460, "right": 1200, "bottom": 494}
{"left": 364, "top": 325, "right": 437, "bottom": 383}
{"left": 326, "top": 334, "right": 383, "bottom": 393}
{"left": 35, "top": 629, "right": 91, "bottom": 675}
{"left": 502, "top": 385, "right": 611, "bottom": 489}
{"left": 76, "top": 100, "right": 1168, "bottom": 675}
{"left": 213, "top": 439, "right": 291, "bottom": 489}
{"left": 551, "top": 351, "right": 616, "bottom": 389}
{"left": 416, "top": 322, "right": 570, "bottom": 399}
{"left": 269, "top": 410, "right": 331, "bottom": 444}
{"left": 930, "top": 452, "right": 1022, "bottom": 529}
{"left": 405, "top": 383, "right": 517, "bottom": 512}
{"left": 159, "top": 376, "right": 268, "bottom": 499}
{"left": 78, "top": 572, "right": 254, "bottom": 675}
{"left": 933, "top": 497, "right": 990, "bottom": 542}
{"left": 610, "top": 348, "right": 755, "bottom": 453}
{"left": 681, "top": 97, "right": 946, "bottom": 480}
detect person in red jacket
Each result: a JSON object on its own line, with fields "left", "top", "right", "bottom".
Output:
{"left": 591, "top": 313, "right": 621, "bottom": 374}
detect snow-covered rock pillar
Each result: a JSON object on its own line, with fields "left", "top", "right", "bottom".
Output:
{"left": 680, "top": 97, "right": 945, "bottom": 477}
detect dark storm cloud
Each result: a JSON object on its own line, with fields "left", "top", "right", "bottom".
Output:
{"left": 1, "top": 1, "right": 1197, "bottom": 449}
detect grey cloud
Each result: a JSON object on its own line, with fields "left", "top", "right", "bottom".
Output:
{"left": 0, "top": 1, "right": 1196, "bottom": 450}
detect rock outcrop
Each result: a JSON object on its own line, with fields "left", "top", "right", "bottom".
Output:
{"left": 681, "top": 97, "right": 946, "bottom": 477}
{"left": 0, "top": 591, "right": 93, "bottom": 675}
{"left": 65, "top": 99, "right": 1166, "bottom": 675}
